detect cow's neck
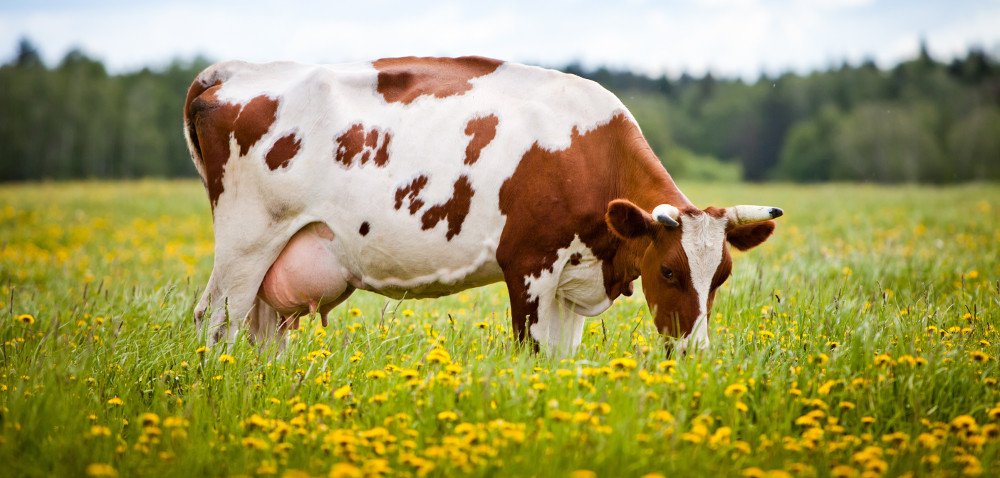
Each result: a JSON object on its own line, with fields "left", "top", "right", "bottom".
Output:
{"left": 602, "top": 129, "right": 693, "bottom": 299}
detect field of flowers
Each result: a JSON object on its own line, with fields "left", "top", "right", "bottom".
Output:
{"left": 0, "top": 180, "right": 997, "bottom": 477}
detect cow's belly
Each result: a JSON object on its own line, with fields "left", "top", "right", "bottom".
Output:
{"left": 347, "top": 230, "right": 505, "bottom": 299}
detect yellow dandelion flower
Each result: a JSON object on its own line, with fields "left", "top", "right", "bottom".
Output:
{"left": 426, "top": 348, "right": 451, "bottom": 364}
{"left": 140, "top": 413, "right": 159, "bottom": 427}
{"left": 951, "top": 415, "right": 977, "bottom": 430}
{"left": 329, "top": 462, "right": 363, "bottom": 478}
{"left": 16, "top": 314, "right": 35, "bottom": 325}
{"left": 349, "top": 308, "right": 362, "bottom": 317}
{"left": 970, "top": 351, "right": 990, "bottom": 363}
{"left": 609, "top": 357, "right": 638, "bottom": 370}
{"left": 218, "top": 354, "right": 235, "bottom": 364}
{"left": 724, "top": 383, "right": 748, "bottom": 397}
{"left": 401, "top": 309, "right": 414, "bottom": 317}
{"left": 874, "top": 354, "right": 892, "bottom": 367}
{"left": 242, "top": 436, "right": 269, "bottom": 450}
{"left": 736, "top": 401, "right": 749, "bottom": 413}
{"left": 85, "top": 463, "right": 118, "bottom": 478}
{"left": 196, "top": 346, "right": 208, "bottom": 354}
{"left": 333, "top": 384, "right": 352, "bottom": 400}
{"left": 89, "top": 425, "right": 112, "bottom": 438}
{"left": 830, "top": 465, "right": 857, "bottom": 478}
{"left": 569, "top": 471, "right": 597, "bottom": 478}
{"left": 861, "top": 416, "right": 876, "bottom": 425}
{"left": 981, "top": 424, "right": 998, "bottom": 439}
{"left": 106, "top": 397, "right": 123, "bottom": 407}
{"left": 437, "top": 410, "right": 458, "bottom": 421}
{"left": 988, "top": 406, "right": 1000, "bottom": 420}
{"left": 366, "top": 370, "right": 387, "bottom": 379}
{"left": 741, "top": 467, "right": 766, "bottom": 478}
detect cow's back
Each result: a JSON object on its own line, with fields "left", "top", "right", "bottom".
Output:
{"left": 185, "top": 57, "right": 633, "bottom": 298}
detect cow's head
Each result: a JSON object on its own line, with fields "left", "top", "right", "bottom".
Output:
{"left": 606, "top": 200, "right": 782, "bottom": 352}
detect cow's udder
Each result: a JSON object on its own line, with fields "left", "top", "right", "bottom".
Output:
{"left": 258, "top": 222, "right": 352, "bottom": 327}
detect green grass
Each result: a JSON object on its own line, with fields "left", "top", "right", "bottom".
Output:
{"left": 0, "top": 180, "right": 997, "bottom": 478}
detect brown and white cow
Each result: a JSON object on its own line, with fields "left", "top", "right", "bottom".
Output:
{"left": 184, "top": 56, "right": 782, "bottom": 354}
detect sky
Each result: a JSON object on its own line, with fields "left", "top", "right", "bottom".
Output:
{"left": 2, "top": 0, "right": 999, "bottom": 80}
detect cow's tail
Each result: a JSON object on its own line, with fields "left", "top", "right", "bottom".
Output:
{"left": 183, "top": 62, "right": 237, "bottom": 182}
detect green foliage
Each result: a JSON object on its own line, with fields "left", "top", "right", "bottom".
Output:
{"left": 0, "top": 181, "right": 998, "bottom": 477}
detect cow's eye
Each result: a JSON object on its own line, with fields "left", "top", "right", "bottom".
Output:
{"left": 660, "top": 266, "right": 673, "bottom": 280}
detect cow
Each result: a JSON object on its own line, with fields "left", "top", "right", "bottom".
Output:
{"left": 183, "top": 56, "right": 782, "bottom": 354}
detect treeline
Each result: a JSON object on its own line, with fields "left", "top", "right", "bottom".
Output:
{"left": 568, "top": 42, "right": 1000, "bottom": 182}
{"left": 0, "top": 38, "right": 997, "bottom": 182}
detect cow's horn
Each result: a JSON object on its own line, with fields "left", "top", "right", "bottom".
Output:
{"left": 652, "top": 204, "right": 680, "bottom": 228}
{"left": 727, "top": 205, "right": 783, "bottom": 226}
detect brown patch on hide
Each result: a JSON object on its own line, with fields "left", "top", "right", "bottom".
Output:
{"left": 420, "top": 176, "right": 475, "bottom": 240}
{"left": 394, "top": 175, "right": 428, "bottom": 214}
{"left": 335, "top": 123, "right": 391, "bottom": 168}
{"left": 463, "top": 114, "right": 499, "bottom": 165}
{"left": 373, "top": 56, "right": 502, "bottom": 105}
{"left": 265, "top": 133, "right": 301, "bottom": 170}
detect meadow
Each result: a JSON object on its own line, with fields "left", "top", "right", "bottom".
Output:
{"left": 0, "top": 180, "right": 997, "bottom": 478}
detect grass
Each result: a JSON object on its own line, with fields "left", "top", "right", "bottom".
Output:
{"left": 0, "top": 180, "right": 997, "bottom": 478}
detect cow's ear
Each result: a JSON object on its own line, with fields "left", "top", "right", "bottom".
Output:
{"left": 726, "top": 221, "right": 775, "bottom": 251}
{"left": 606, "top": 199, "right": 656, "bottom": 240}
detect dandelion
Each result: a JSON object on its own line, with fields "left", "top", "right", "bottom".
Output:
{"left": 861, "top": 416, "right": 876, "bottom": 425}
{"left": 85, "top": 463, "right": 118, "bottom": 477}
{"left": 242, "top": 436, "right": 269, "bottom": 450}
{"left": 106, "top": 397, "right": 123, "bottom": 407}
{"left": 333, "top": 385, "right": 352, "bottom": 399}
{"left": 724, "top": 383, "right": 748, "bottom": 397}
{"left": 874, "top": 354, "right": 892, "bottom": 367}
{"left": 426, "top": 348, "right": 451, "bottom": 364}
{"left": 401, "top": 309, "right": 414, "bottom": 317}
{"left": 16, "top": 314, "right": 35, "bottom": 325}
{"left": 140, "top": 413, "right": 159, "bottom": 426}
{"left": 970, "top": 351, "right": 990, "bottom": 363}
{"left": 349, "top": 308, "right": 362, "bottom": 317}
{"left": 89, "top": 425, "right": 112, "bottom": 437}
{"left": 366, "top": 370, "right": 387, "bottom": 379}
{"left": 830, "top": 465, "right": 857, "bottom": 478}
{"left": 741, "top": 468, "right": 766, "bottom": 478}
{"left": 951, "top": 415, "right": 977, "bottom": 431}
{"left": 329, "top": 462, "right": 363, "bottom": 478}
{"left": 736, "top": 401, "right": 749, "bottom": 413}
{"left": 196, "top": 346, "right": 208, "bottom": 355}
{"left": 437, "top": 410, "right": 458, "bottom": 421}
{"left": 610, "top": 357, "right": 637, "bottom": 370}
{"left": 569, "top": 471, "right": 597, "bottom": 478}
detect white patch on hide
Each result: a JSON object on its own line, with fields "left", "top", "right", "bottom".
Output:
{"left": 678, "top": 213, "right": 727, "bottom": 351}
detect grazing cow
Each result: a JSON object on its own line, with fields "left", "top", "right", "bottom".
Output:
{"left": 184, "top": 56, "right": 782, "bottom": 354}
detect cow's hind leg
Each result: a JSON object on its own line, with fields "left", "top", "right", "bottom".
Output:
{"left": 194, "top": 229, "right": 298, "bottom": 345}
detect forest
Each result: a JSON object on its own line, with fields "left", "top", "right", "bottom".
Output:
{"left": 1, "top": 38, "right": 997, "bottom": 183}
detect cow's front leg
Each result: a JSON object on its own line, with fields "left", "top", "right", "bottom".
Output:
{"left": 531, "top": 293, "right": 586, "bottom": 356}
{"left": 504, "top": 270, "right": 585, "bottom": 356}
